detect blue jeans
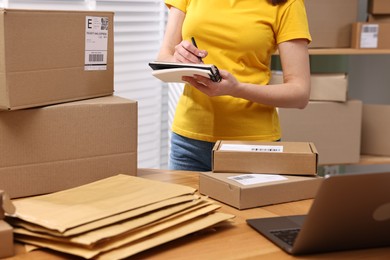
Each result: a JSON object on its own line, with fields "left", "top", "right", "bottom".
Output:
{"left": 169, "top": 132, "right": 215, "bottom": 172}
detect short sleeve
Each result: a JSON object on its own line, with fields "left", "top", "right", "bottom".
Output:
{"left": 165, "top": 0, "right": 189, "bottom": 13}
{"left": 275, "top": 0, "right": 312, "bottom": 44}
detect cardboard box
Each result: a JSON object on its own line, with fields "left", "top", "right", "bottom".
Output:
{"left": 0, "top": 220, "right": 13, "bottom": 258}
{"left": 279, "top": 100, "right": 363, "bottom": 165}
{"left": 369, "top": 0, "right": 390, "bottom": 15}
{"left": 270, "top": 71, "right": 348, "bottom": 102}
{"left": 361, "top": 104, "right": 390, "bottom": 156}
{"left": 305, "top": 0, "right": 359, "bottom": 48}
{"left": 212, "top": 141, "right": 318, "bottom": 176}
{"left": 0, "top": 9, "right": 114, "bottom": 110}
{"left": 199, "top": 172, "right": 323, "bottom": 210}
{"left": 0, "top": 95, "right": 137, "bottom": 199}
{"left": 368, "top": 14, "right": 390, "bottom": 23}
{"left": 351, "top": 22, "right": 390, "bottom": 49}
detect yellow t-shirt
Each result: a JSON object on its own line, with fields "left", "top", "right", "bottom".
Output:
{"left": 165, "top": 0, "right": 311, "bottom": 142}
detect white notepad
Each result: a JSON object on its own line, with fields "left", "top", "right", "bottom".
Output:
{"left": 149, "top": 61, "right": 222, "bottom": 83}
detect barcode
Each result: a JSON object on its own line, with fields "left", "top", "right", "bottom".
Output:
{"left": 231, "top": 175, "right": 255, "bottom": 181}
{"left": 251, "top": 148, "right": 282, "bottom": 152}
{"left": 363, "top": 25, "right": 378, "bottom": 33}
{"left": 89, "top": 54, "right": 104, "bottom": 62}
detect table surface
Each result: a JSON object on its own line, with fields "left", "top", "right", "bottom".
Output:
{"left": 5, "top": 168, "right": 390, "bottom": 260}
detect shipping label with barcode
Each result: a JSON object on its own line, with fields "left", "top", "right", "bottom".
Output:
{"left": 360, "top": 24, "right": 379, "bottom": 48}
{"left": 85, "top": 16, "right": 109, "bottom": 70}
{"left": 228, "top": 174, "right": 287, "bottom": 186}
{"left": 219, "top": 144, "right": 283, "bottom": 153}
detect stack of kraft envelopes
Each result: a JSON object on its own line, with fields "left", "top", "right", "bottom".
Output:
{"left": 5, "top": 175, "right": 234, "bottom": 259}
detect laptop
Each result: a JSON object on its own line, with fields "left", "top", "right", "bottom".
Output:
{"left": 246, "top": 172, "right": 390, "bottom": 255}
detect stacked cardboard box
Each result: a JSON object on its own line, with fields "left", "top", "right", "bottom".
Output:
{"left": 0, "top": 9, "right": 138, "bottom": 199}
{"left": 351, "top": 0, "right": 390, "bottom": 49}
{"left": 199, "top": 141, "right": 323, "bottom": 210}
{"left": 270, "top": 71, "right": 362, "bottom": 165}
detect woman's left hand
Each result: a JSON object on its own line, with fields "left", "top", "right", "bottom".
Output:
{"left": 182, "top": 70, "right": 239, "bottom": 97}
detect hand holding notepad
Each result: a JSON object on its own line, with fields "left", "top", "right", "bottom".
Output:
{"left": 149, "top": 61, "right": 222, "bottom": 83}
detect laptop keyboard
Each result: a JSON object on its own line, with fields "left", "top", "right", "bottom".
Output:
{"left": 270, "top": 228, "right": 300, "bottom": 246}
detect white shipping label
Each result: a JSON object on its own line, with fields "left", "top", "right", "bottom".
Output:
{"left": 85, "top": 16, "right": 109, "bottom": 70}
{"left": 360, "top": 24, "right": 379, "bottom": 48}
{"left": 219, "top": 144, "right": 283, "bottom": 153}
{"left": 228, "top": 174, "right": 287, "bottom": 186}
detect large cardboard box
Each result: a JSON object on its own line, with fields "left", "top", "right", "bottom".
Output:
{"left": 351, "top": 22, "right": 390, "bottom": 49}
{"left": 369, "top": 0, "right": 390, "bottom": 15}
{"left": 305, "top": 0, "right": 359, "bottom": 48}
{"left": 0, "top": 96, "right": 137, "bottom": 198}
{"left": 0, "top": 9, "right": 114, "bottom": 110}
{"left": 279, "top": 100, "right": 363, "bottom": 165}
{"left": 212, "top": 141, "right": 318, "bottom": 176}
{"left": 270, "top": 71, "right": 348, "bottom": 102}
{"left": 361, "top": 104, "right": 390, "bottom": 156}
{"left": 199, "top": 172, "right": 323, "bottom": 210}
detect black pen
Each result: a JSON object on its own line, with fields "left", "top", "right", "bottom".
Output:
{"left": 191, "top": 37, "right": 203, "bottom": 63}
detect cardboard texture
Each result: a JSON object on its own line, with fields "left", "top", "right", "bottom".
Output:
{"left": 0, "top": 220, "right": 14, "bottom": 258}
{"left": 305, "top": 0, "right": 359, "bottom": 48}
{"left": 212, "top": 141, "right": 318, "bottom": 176}
{"left": 0, "top": 9, "right": 114, "bottom": 110}
{"left": 351, "top": 22, "right": 390, "bottom": 49}
{"left": 279, "top": 100, "right": 363, "bottom": 165}
{"left": 8, "top": 174, "right": 234, "bottom": 259}
{"left": 0, "top": 96, "right": 138, "bottom": 199}
{"left": 270, "top": 71, "right": 348, "bottom": 102}
{"left": 199, "top": 172, "right": 323, "bottom": 210}
{"left": 361, "top": 104, "right": 390, "bottom": 156}
{"left": 369, "top": 0, "right": 390, "bottom": 14}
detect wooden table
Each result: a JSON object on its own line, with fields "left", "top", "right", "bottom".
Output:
{"left": 5, "top": 168, "right": 390, "bottom": 260}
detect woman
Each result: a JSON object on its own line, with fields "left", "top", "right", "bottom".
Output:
{"left": 158, "top": 0, "right": 312, "bottom": 171}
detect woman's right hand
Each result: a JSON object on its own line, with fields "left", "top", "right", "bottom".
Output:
{"left": 173, "top": 40, "right": 208, "bottom": 64}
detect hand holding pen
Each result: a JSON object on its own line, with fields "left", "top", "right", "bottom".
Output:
{"left": 191, "top": 37, "right": 207, "bottom": 63}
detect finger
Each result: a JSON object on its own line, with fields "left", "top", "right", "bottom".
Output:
{"left": 181, "top": 41, "right": 204, "bottom": 63}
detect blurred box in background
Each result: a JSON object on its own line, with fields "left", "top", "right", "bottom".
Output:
{"left": 369, "top": 0, "right": 390, "bottom": 15}
{"left": 351, "top": 22, "right": 390, "bottom": 49}
{"left": 279, "top": 100, "right": 362, "bottom": 165}
{"left": 361, "top": 104, "right": 390, "bottom": 156}
{"left": 305, "top": 0, "right": 359, "bottom": 48}
{"left": 270, "top": 71, "right": 348, "bottom": 102}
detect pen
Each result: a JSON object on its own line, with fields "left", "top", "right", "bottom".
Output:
{"left": 191, "top": 37, "right": 203, "bottom": 62}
